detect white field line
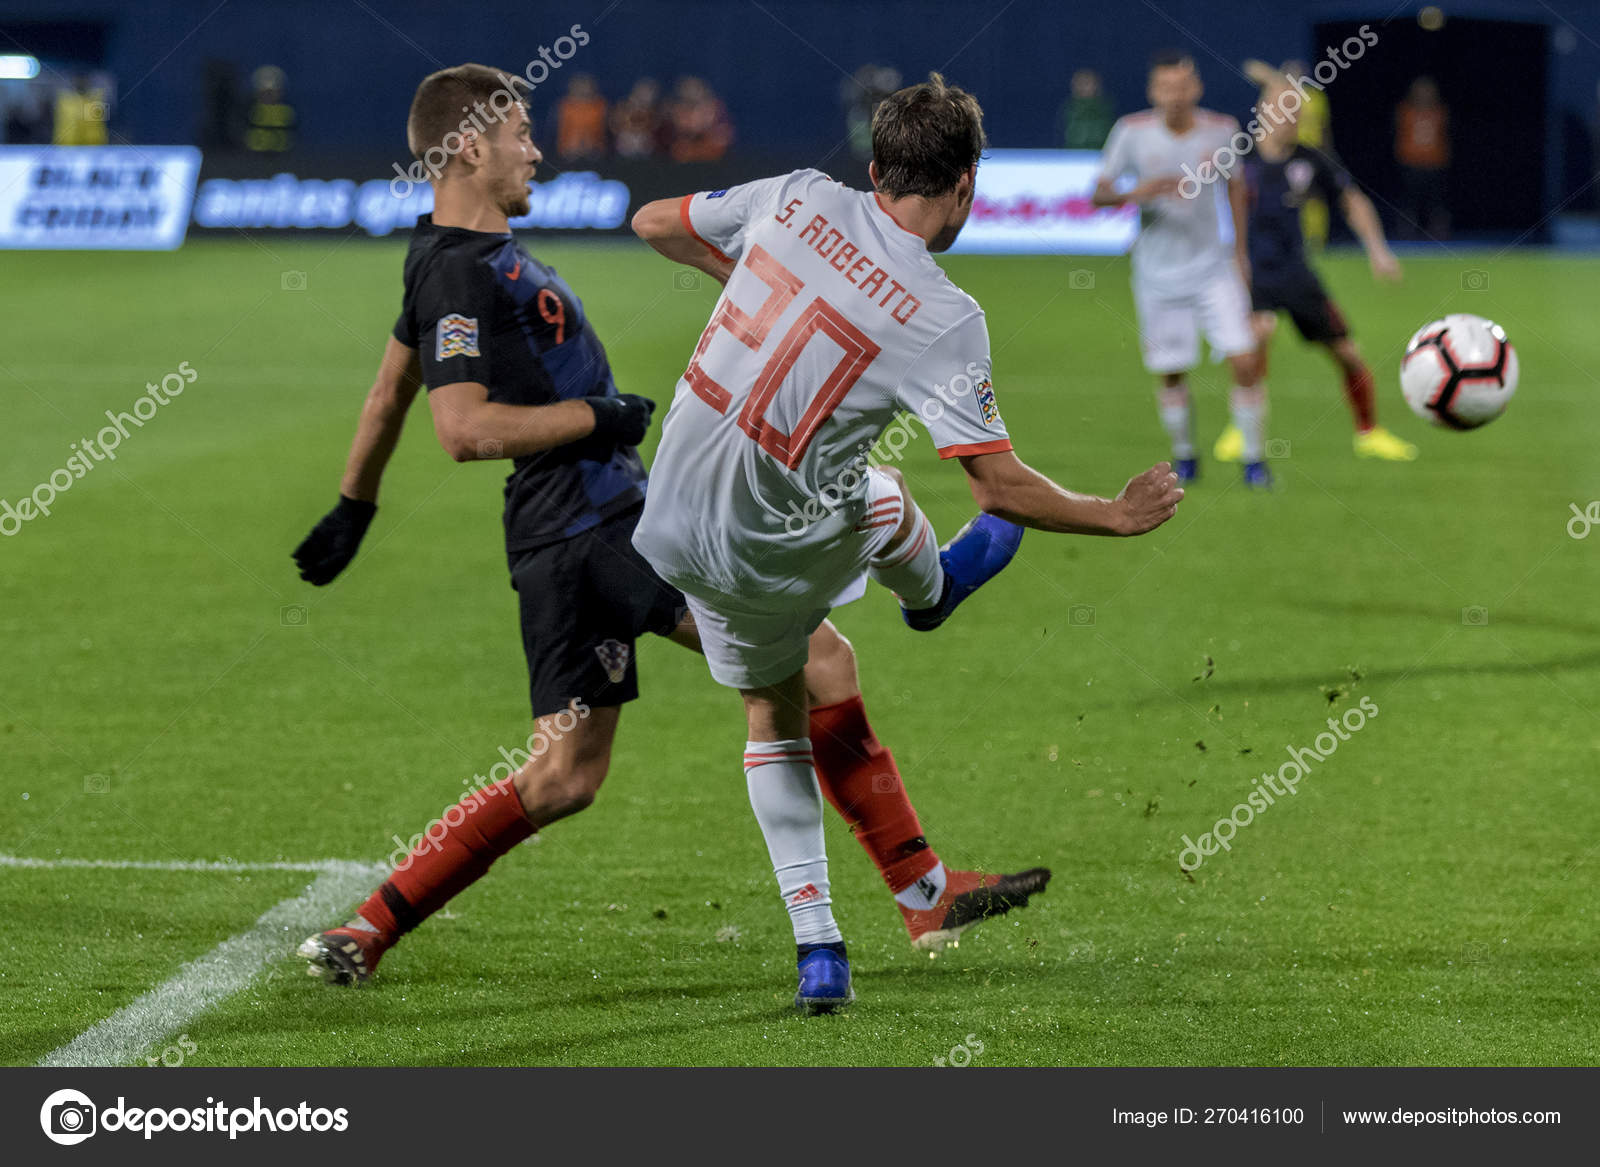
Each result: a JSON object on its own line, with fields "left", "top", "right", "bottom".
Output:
{"left": 31, "top": 856, "right": 385, "bottom": 1068}
{"left": 0, "top": 853, "right": 378, "bottom": 875}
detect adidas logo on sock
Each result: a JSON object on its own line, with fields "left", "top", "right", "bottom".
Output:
{"left": 789, "top": 883, "right": 821, "bottom": 904}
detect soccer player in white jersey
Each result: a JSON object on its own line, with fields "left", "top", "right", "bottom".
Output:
{"left": 1092, "top": 50, "right": 1272, "bottom": 487}
{"left": 630, "top": 75, "right": 1185, "bottom": 1012}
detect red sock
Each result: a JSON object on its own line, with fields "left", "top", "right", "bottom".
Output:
{"left": 1344, "top": 365, "right": 1377, "bottom": 432}
{"left": 358, "top": 778, "right": 536, "bottom": 938}
{"left": 810, "top": 695, "right": 939, "bottom": 894}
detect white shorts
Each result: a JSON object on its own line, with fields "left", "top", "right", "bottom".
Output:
{"left": 677, "top": 468, "right": 906, "bottom": 690}
{"left": 1133, "top": 270, "right": 1254, "bottom": 374}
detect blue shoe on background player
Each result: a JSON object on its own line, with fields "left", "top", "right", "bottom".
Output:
{"left": 1243, "top": 461, "right": 1274, "bottom": 489}
{"left": 795, "top": 942, "right": 853, "bottom": 1014}
{"left": 902, "top": 513, "right": 1025, "bottom": 631}
{"left": 1175, "top": 457, "right": 1199, "bottom": 484}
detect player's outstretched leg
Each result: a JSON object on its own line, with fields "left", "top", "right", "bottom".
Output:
{"left": 864, "top": 468, "right": 1023, "bottom": 632}
{"left": 804, "top": 624, "right": 1053, "bottom": 951}
{"left": 299, "top": 705, "right": 619, "bottom": 985}
{"left": 743, "top": 670, "right": 852, "bottom": 1014}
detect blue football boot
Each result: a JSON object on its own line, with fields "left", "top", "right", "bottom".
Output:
{"left": 1243, "top": 461, "right": 1274, "bottom": 489}
{"left": 1175, "top": 457, "right": 1199, "bottom": 484}
{"left": 795, "top": 942, "right": 854, "bottom": 1015}
{"left": 901, "top": 513, "right": 1025, "bottom": 631}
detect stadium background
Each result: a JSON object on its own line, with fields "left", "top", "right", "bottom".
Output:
{"left": 3, "top": 1, "right": 1599, "bottom": 1068}
{"left": 3, "top": 0, "right": 1599, "bottom": 236}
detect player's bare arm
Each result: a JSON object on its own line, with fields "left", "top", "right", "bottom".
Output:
{"left": 959, "top": 449, "right": 1182, "bottom": 536}
{"left": 1341, "top": 188, "right": 1402, "bottom": 282}
{"left": 340, "top": 337, "right": 424, "bottom": 502}
{"left": 424, "top": 381, "right": 648, "bottom": 462}
{"left": 291, "top": 335, "right": 424, "bottom": 585}
{"left": 631, "top": 197, "right": 737, "bottom": 284}
{"left": 1091, "top": 174, "right": 1181, "bottom": 207}
{"left": 1227, "top": 173, "right": 1251, "bottom": 286}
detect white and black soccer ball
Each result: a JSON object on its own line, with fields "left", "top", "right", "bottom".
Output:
{"left": 1399, "top": 313, "right": 1519, "bottom": 429}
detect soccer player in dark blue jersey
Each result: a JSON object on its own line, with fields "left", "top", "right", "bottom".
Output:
{"left": 1238, "top": 74, "right": 1417, "bottom": 462}
{"left": 289, "top": 65, "right": 1047, "bottom": 991}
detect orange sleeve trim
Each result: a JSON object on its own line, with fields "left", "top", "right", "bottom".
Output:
{"left": 938, "top": 438, "right": 1014, "bottom": 459}
{"left": 678, "top": 194, "right": 734, "bottom": 265}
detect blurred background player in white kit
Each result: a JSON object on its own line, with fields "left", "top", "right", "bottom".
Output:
{"left": 632, "top": 75, "right": 1185, "bottom": 1012}
{"left": 1092, "top": 50, "right": 1271, "bottom": 488}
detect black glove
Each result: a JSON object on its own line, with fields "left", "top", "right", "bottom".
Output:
{"left": 292, "top": 495, "right": 377, "bottom": 586}
{"left": 585, "top": 394, "right": 656, "bottom": 447}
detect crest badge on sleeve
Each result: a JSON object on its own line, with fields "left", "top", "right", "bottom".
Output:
{"left": 436, "top": 314, "right": 480, "bottom": 361}
{"left": 974, "top": 377, "right": 1001, "bottom": 427}
{"left": 595, "top": 639, "right": 630, "bottom": 684}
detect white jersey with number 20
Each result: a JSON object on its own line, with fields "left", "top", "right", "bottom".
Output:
{"left": 634, "top": 169, "right": 1012, "bottom": 607}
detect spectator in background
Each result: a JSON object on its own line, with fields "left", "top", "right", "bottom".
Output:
{"left": 841, "top": 64, "right": 900, "bottom": 159}
{"left": 1395, "top": 76, "right": 1450, "bottom": 239}
{"left": 53, "top": 74, "right": 109, "bottom": 145}
{"left": 611, "top": 78, "right": 662, "bottom": 158}
{"left": 245, "top": 65, "right": 294, "bottom": 153}
{"left": 6, "top": 87, "right": 50, "bottom": 144}
{"left": 556, "top": 73, "right": 608, "bottom": 159}
{"left": 1061, "top": 68, "right": 1114, "bottom": 149}
{"left": 198, "top": 59, "right": 244, "bottom": 151}
{"left": 666, "top": 76, "right": 732, "bottom": 162}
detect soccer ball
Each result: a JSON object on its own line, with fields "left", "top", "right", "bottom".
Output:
{"left": 1399, "top": 314, "right": 1518, "bottom": 429}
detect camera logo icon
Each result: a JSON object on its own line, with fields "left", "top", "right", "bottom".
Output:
{"left": 280, "top": 603, "right": 308, "bottom": 627}
{"left": 673, "top": 270, "right": 701, "bottom": 291}
{"left": 1461, "top": 605, "right": 1489, "bottom": 627}
{"left": 870, "top": 773, "right": 899, "bottom": 794}
{"left": 281, "top": 270, "right": 308, "bottom": 291}
{"left": 1068, "top": 603, "right": 1096, "bottom": 627}
{"left": 40, "top": 1088, "right": 97, "bottom": 1145}
{"left": 1460, "top": 269, "right": 1489, "bottom": 291}
{"left": 1265, "top": 438, "right": 1291, "bottom": 460}
{"left": 1068, "top": 269, "right": 1095, "bottom": 290}
{"left": 476, "top": 438, "right": 503, "bottom": 458}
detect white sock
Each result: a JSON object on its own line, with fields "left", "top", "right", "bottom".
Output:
{"left": 1158, "top": 383, "right": 1195, "bottom": 459}
{"left": 1230, "top": 384, "right": 1267, "bottom": 462}
{"left": 743, "top": 739, "right": 841, "bottom": 946}
{"left": 869, "top": 508, "right": 943, "bottom": 609}
{"left": 892, "top": 861, "right": 948, "bottom": 911}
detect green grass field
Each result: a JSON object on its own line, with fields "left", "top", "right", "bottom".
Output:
{"left": 2, "top": 238, "right": 1597, "bottom": 1067}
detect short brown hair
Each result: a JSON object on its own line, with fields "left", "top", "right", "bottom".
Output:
{"left": 406, "top": 63, "right": 521, "bottom": 162}
{"left": 870, "top": 73, "right": 986, "bottom": 199}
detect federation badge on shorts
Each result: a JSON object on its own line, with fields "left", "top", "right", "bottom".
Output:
{"left": 435, "top": 314, "right": 480, "bottom": 361}
{"left": 595, "top": 638, "right": 630, "bottom": 684}
{"left": 974, "top": 377, "right": 1001, "bottom": 427}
